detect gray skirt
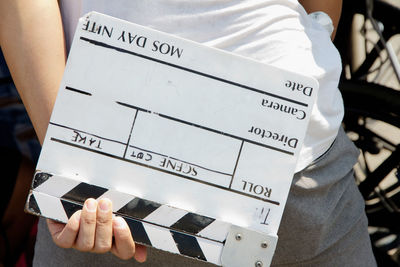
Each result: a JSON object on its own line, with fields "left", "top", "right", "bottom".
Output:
{"left": 33, "top": 128, "right": 377, "bottom": 267}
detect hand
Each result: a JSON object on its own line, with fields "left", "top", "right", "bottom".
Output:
{"left": 47, "top": 198, "right": 147, "bottom": 262}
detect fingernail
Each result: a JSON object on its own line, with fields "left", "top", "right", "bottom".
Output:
{"left": 99, "top": 199, "right": 110, "bottom": 212}
{"left": 113, "top": 217, "right": 126, "bottom": 229}
{"left": 85, "top": 199, "right": 97, "bottom": 212}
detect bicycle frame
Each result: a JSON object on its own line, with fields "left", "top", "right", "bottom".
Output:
{"left": 365, "top": 0, "right": 400, "bottom": 83}
{"left": 335, "top": 0, "right": 400, "bottom": 264}
{"left": 336, "top": 0, "right": 400, "bottom": 85}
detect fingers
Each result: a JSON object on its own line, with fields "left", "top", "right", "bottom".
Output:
{"left": 134, "top": 244, "right": 148, "bottom": 263}
{"left": 75, "top": 198, "right": 97, "bottom": 251}
{"left": 111, "top": 217, "right": 147, "bottom": 262}
{"left": 111, "top": 217, "right": 136, "bottom": 260}
{"left": 47, "top": 198, "right": 146, "bottom": 262}
{"left": 93, "top": 198, "right": 113, "bottom": 253}
{"left": 47, "top": 210, "right": 81, "bottom": 248}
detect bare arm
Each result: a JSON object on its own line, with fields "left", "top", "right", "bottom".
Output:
{"left": 0, "top": 0, "right": 66, "bottom": 144}
{"left": 0, "top": 1, "right": 146, "bottom": 261}
{"left": 299, "top": 0, "right": 343, "bottom": 39}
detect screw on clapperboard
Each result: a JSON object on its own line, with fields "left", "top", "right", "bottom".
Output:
{"left": 261, "top": 241, "right": 268, "bottom": 248}
{"left": 255, "top": 241, "right": 269, "bottom": 267}
{"left": 235, "top": 233, "right": 242, "bottom": 241}
{"left": 235, "top": 233, "right": 268, "bottom": 267}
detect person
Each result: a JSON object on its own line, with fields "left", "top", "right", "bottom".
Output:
{"left": 0, "top": 0, "right": 377, "bottom": 266}
{"left": 0, "top": 50, "right": 41, "bottom": 266}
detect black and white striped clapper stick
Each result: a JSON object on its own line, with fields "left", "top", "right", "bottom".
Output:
{"left": 27, "top": 172, "right": 233, "bottom": 265}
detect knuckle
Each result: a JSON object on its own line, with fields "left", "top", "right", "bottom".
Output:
{"left": 77, "top": 245, "right": 92, "bottom": 252}
{"left": 65, "top": 222, "right": 79, "bottom": 233}
{"left": 96, "top": 215, "right": 112, "bottom": 226}
{"left": 94, "top": 245, "right": 111, "bottom": 254}
{"left": 118, "top": 251, "right": 134, "bottom": 260}
{"left": 76, "top": 240, "right": 94, "bottom": 252}
{"left": 82, "top": 216, "right": 97, "bottom": 226}
{"left": 116, "top": 227, "right": 131, "bottom": 240}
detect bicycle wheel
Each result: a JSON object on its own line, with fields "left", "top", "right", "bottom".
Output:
{"left": 340, "top": 80, "right": 400, "bottom": 263}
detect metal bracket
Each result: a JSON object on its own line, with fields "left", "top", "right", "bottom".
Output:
{"left": 220, "top": 225, "right": 278, "bottom": 267}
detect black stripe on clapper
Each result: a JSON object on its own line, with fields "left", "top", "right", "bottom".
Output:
{"left": 117, "top": 198, "right": 161, "bottom": 219}
{"left": 61, "top": 199, "right": 83, "bottom": 218}
{"left": 27, "top": 194, "right": 41, "bottom": 215}
{"left": 170, "top": 213, "right": 215, "bottom": 234}
{"left": 32, "top": 172, "right": 53, "bottom": 189}
{"left": 124, "top": 217, "right": 152, "bottom": 246}
{"left": 62, "top": 182, "right": 108, "bottom": 203}
{"left": 171, "top": 231, "right": 207, "bottom": 261}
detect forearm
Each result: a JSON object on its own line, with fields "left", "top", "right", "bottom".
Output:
{"left": 299, "top": 0, "right": 343, "bottom": 39}
{"left": 0, "top": 0, "right": 66, "bottom": 144}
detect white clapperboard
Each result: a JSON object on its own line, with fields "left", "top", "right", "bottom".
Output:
{"left": 26, "top": 12, "right": 318, "bottom": 266}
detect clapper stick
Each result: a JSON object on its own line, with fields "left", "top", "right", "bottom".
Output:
{"left": 27, "top": 173, "right": 278, "bottom": 266}
{"left": 28, "top": 173, "right": 226, "bottom": 264}
{"left": 26, "top": 12, "right": 318, "bottom": 266}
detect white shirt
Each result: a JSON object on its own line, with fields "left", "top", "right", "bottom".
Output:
{"left": 59, "top": 0, "right": 343, "bottom": 172}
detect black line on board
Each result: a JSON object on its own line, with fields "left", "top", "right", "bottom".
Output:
{"left": 158, "top": 113, "right": 294, "bottom": 156}
{"left": 65, "top": 86, "right": 92, "bottom": 96}
{"left": 50, "top": 137, "right": 280, "bottom": 206}
{"left": 117, "top": 102, "right": 235, "bottom": 175}
{"left": 116, "top": 101, "right": 294, "bottom": 156}
{"left": 49, "top": 122, "right": 126, "bottom": 145}
{"left": 123, "top": 111, "right": 139, "bottom": 158}
{"left": 116, "top": 101, "right": 151, "bottom": 113}
{"left": 80, "top": 37, "right": 308, "bottom": 107}
{"left": 128, "top": 144, "right": 232, "bottom": 177}
{"left": 229, "top": 141, "right": 244, "bottom": 189}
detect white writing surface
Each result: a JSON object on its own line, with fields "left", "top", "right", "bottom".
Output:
{"left": 37, "top": 12, "right": 318, "bottom": 235}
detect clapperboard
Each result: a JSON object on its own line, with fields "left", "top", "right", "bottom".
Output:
{"left": 26, "top": 12, "right": 318, "bottom": 266}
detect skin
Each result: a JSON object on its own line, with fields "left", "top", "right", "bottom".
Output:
{"left": 299, "top": 0, "right": 343, "bottom": 39}
{"left": 0, "top": 0, "right": 341, "bottom": 263}
{"left": 0, "top": 0, "right": 146, "bottom": 262}
{"left": 46, "top": 198, "right": 147, "bottom": 262}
